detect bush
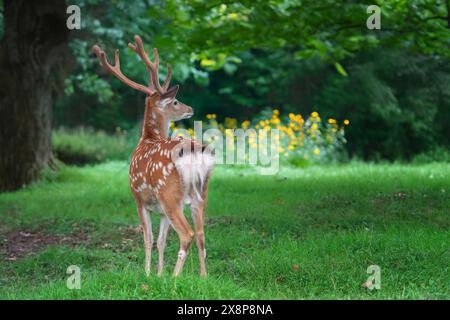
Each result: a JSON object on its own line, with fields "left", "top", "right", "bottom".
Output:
{"left": 173, "top": 108, "right": 349, "bottom": 166}
{"left": 53, "top": 108, "right": 349, "bottom": 167}
{"left": 52, "top": 127, "right": 138, "bottom": 165}
{"left": 412, "top": 147, "right": 450, "bottom": 164}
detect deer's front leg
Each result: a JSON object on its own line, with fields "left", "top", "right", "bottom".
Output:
{"left": 137, "top": 202, "right": 153, "bottom": 276}
{"left": 156, "top": 215, "right": 170, "bottom": 276}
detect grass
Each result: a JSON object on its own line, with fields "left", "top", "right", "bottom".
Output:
{"left": 0, "top": 162, "right": 448, "bottom": 299}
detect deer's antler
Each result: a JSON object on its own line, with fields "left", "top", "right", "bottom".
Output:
{"left": 128, "top": 35, "right": 172, "bottom": 94}
{"left": 92, "top": 44, "right": 154, "bottom": 96}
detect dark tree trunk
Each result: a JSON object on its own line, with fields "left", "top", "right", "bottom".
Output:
{"left": 0, "top": 0, "right": 70, "bottom": 191}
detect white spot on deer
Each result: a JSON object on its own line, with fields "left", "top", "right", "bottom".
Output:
{"left": 178, "top": 250, "right": 186, "bottom": 259}
{"left": 157, "top": 98, "right": 172, "bottom": 109}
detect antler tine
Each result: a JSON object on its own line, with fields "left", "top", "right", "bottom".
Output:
{"left": 150, "top": 48, "right": 163, "bottom": 93}
{"left": 92, "top": 45, "right": 153, "bottom": 96}
{"left": 128, "top": 35, "right": 171, "bottom": 94}
{"left": 162, "top": 63, "right": 172, "bottom": 91}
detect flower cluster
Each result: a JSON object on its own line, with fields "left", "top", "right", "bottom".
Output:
{"left": 172, "top": 109, "right": 349, "bottom": 166}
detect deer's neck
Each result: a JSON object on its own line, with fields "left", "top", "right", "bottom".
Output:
{"left": 141, "top": 99, "right": 170, "bottom": 140}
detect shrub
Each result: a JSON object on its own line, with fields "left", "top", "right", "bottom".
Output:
{"left": 173, "top": 108, "right": 349, "bottom": 166}
{"left": 412, "top": 147, "right": 450, "bottom": 164}
{"left": 52, "top": 127, "right": 137, "bottom": 165}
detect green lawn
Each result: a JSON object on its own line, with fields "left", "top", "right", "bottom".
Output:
{"left": 0, "top": 162, "right": 448, "bottom": 299}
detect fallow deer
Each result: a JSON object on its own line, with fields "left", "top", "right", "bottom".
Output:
{"left": 93, "top": 35, "right": 214, "bottom": 277}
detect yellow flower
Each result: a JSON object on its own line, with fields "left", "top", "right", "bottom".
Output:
{"left": 273, "top": 109, "right": 280, "bottom": 116}
{"left": 225, "top": 117, "right": 237, "bottom": 129}
{"left": 241, "top": 120, "right": 251, "bottom": 129}
{"left": 344, "top": 119, "right": 350, "bottom": 125}
{"left": 311, "top": 111, "right": 319, "bottom": 118}
{"left": 271, "top": 118, "right": 280, "bottom": 124}
{"left": 200, "top": 59, "right": 216, "bottom": 67}
{"left": 312, "top": 123, "right": 318, "bottom": 130}
{"left": 327, "top": 118, "right": 337, "bottom": 124}
{"left": 313, "top": 148, "right": 320, "bottom": 155}
{"left": 227, "top": 12, "right": 238, "bottom": 20}
{"left": 288, "top": 145, "right": 295, "bottom": 151}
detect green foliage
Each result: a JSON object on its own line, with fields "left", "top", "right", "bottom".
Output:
{"left": 0, "top": 163, "right": 449, "bottom": 298}
{"left": 52, "top": 127, "right": 138, "bottom": 165}
{"left": 53, "top": 0, "right": 450, "bottom": 161}
{"left": 313, "top": 49, "right": 450, "bottom": 160}
{"left": 412, "top": 147, "right": 450, "bottom": 164}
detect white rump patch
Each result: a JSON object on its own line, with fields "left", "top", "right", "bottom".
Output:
{"left": 174, "top": 150, "right": 214, "bottom": 203}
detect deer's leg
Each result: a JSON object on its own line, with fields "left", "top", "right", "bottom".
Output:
{"left": 156, "top": 215, "right": 170, "bottom": 276}
{"left": 191, "top": 186, "right": 209, "bottom": 277}
{"left": 158, "top": 198, "right": 194, "bottom": 276}
{"left": 170, "top": 211, "right": 194, "bottom": 277}
{"left": 137, "top": 202, "right": 153, "bottom": 276}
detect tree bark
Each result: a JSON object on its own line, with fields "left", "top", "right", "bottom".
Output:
{"left": 0, "top": 0, "right": 70, "bottom": 191}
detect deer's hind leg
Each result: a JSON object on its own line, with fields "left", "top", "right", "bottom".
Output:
{"left": 157, "top": 186, "right": 194, "bottom": 277}
{"left": 190, "top": 179, "right": 210, "bottom": 277}
{"left": 136, "top": 200, "right": 153, "bottom": 276}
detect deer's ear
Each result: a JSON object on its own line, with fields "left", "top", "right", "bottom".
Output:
{"left": 161, "top": 85, "right": 179, "bottom": 100}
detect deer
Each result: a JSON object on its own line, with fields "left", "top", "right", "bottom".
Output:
{"left": 93, "top": 35, "right": 214, "bottom": 277}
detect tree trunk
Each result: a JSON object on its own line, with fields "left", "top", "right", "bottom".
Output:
{"left": 0, "top": 0, "right": 70, "bottom": 191}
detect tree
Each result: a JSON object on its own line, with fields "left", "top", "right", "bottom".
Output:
{"left": 2, "top": 0, "right": 450, "bottom": 191}
{"left": 0, "top": 0, "right": 70, "bottom": 191}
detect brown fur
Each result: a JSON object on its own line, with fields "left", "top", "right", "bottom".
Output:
{"left": 94, "top": 35, "right": 213, "bottom": 277}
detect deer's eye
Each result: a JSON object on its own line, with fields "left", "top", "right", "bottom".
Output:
{"left": 174, "top": 101, "right": 178, "bottom": 106}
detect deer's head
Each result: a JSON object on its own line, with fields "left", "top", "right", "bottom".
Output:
{"left": 93, "top": 35, "right": 193, "bottom": 122}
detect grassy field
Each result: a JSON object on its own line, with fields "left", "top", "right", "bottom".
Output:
{"left": 0, "top": 162, "right": 448, "bottom": 299}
